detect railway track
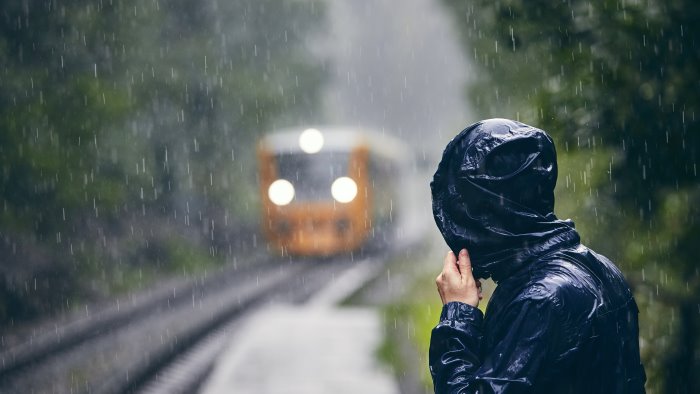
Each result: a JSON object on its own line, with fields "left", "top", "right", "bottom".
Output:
{"left": 0, "top": 252, "right": 388, "bottom": 394}
{"left": 137, "top": 256, "right": 388, "bottom": 394}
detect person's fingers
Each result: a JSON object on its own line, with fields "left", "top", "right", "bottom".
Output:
{"left": 443, "top": 250, "right": 459, "bottom": 274}
{"left": 457, "top": 248, "right": 473, "bottom": 281}
{"left": 438, "top": 250, "right": 481, "bottom": 306}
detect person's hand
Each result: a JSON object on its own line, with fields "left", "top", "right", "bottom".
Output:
{"left": 436, "top": 249, "right": 483, "bottom": 307}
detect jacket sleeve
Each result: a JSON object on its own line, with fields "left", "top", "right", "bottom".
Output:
{"left": 429, "top": 297, "right": 564, "bottom": 394}
{"left": 429, "top": 302, "right": 485, "bottom": 393}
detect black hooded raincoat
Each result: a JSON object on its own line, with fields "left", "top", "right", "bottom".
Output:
{"left": 429, "top": 119, "right": 646, "bottom": 393}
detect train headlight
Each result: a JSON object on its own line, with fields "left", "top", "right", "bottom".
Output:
{"left": 299, "top": 128, "right": 324, "bottom": 154}
{"left": 331, "top": 177, "right": 358, "bottom": 203}
{"left": 268, "top": 179, "right": 295, "bottom": 206}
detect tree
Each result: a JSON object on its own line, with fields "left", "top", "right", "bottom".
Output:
{"left": 0, "top": 0, "right": 135, "bottom": 321}
{"left": 441, "top": 0, "right": 699, "bottom": 392}
{"left": 0, "top": 0, "right": 326, "bottom": 326}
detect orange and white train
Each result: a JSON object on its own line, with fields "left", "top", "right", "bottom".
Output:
{"left": 258, "top": 126, "right": 409, "bottom": 256}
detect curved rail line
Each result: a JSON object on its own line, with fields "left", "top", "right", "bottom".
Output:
{"left": 0, "top": 252, "right": 388, "bottom": 394}
{"left": 0, "top": 252, "right": 272, "bottom": 377}
{"left": 0, "top": 253, "right": 303, "bottom": 393}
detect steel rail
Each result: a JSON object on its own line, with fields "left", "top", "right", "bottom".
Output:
{"left": 0, "top": 252, "right": 285, "bottom": 391}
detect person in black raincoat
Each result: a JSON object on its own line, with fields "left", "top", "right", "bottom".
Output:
{"left": 429, "top": 119, "right": 646, "bottom": 393}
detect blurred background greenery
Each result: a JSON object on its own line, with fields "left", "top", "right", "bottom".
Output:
{"left": 0, "top": 1, "right": 697, "bottom": 393}
{"left": 0, "top": 0, "right": 326, "bottom": 323}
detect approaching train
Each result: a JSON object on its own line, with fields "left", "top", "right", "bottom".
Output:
{"left": 258, "top": 126, "right": 410, "bottom": 256}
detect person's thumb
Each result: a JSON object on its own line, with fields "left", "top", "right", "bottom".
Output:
{"left": 457, "top": 248, "right": 473, "bottom": 280}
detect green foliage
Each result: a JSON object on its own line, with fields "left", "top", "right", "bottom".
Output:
{"left": 379, "top": 259, "right": 443, "bottom": 393}
{"left": 442, "top": 0, "right": 699, "bottom": 391}
{"left": 0, "top": 0, "right": 327, "bottom": 326}
{"left": 0, "top": 77, "right": 129, "bottom": 230}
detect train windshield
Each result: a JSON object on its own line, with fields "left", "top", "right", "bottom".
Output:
{"left": 275, "top": 151, "right": 349, "bottom": 201}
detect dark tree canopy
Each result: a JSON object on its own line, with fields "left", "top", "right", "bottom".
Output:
{"left": 442, "top": 0, "right": 699, "bottom": 392}
{"left": 0, "top": 0, "right": 326, "bottom": 324}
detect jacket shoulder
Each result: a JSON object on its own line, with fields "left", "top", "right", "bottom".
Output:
{"left": 509, "top": 256, "right": 600, "bottom": 315}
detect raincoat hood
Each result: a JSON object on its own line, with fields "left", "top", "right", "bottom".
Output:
{"left": 431, "top": 118, "right": 580, "bottom": 281}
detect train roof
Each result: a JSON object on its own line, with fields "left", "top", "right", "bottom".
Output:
{"left": 259, "top": 126, "right": 409, "bottom": 162}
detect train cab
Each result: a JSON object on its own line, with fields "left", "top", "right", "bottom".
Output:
{"left": 258, "top": 127, "right": 407, "bottom": 256}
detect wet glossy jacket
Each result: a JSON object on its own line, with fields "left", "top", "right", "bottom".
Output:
{"left": 429, "top": 119, "right": 646, "bottom": 393}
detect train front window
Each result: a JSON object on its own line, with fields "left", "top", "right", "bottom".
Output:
{"left": 274, "top": 152, "right": 349, "bottom": 201}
